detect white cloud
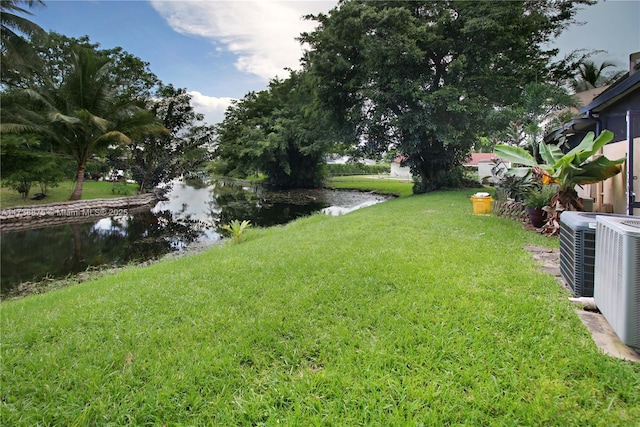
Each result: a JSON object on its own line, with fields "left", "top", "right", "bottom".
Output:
{"left": 188, "top": 91, "right": 236, "bottom": 125}
{"left": 150, "top": 1, "right": 334, "bottom": 81}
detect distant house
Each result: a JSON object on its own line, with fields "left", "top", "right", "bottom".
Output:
{"left": 390, "top": 155, "right": 412, "bottom": 178}
{"left": 392, "top": 152, "right": 508, "bottom": 181}
{"left": 464, "top": 153, "right": 504, "bottom": 183}
{"left": 544, "top": 51, "right": 640, "bottom": 215}
{"left": 326, "top": 155, "right": 376, "bottom": 165}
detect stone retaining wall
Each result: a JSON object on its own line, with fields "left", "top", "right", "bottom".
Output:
{"left": 0, "top": 193, "right": 159, "bottom": 232}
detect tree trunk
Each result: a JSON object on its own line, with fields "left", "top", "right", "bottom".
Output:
{"left": 70, "top": 166, "right": 85, "bottom": 201}
{"left": 542, "top": 189, "right": 582, "bottom": 236}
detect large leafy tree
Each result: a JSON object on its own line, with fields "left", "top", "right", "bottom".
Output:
{"left": 214, "top": 71, "right": 334, "bottom": 188}
{"left": 1, "top": 47, "right": 166, "bottom": 200}
{"left": 24, "top": 32, "right": 160, "bottom": 100}
{"left": 131, "top": 84, "right": 215, "bottom": 192}
{"left": 301, "top": 0, "right": 590, "bottom": 193}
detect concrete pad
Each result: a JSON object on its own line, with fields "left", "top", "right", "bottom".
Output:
{"left": 576, "top": 310, "right": 640, "bottom": 362}
{"left": 524, "top": 245, "right": 640, "bottom": 363}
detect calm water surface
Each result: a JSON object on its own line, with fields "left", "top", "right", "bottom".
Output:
{"left": 1, "top": 178, "right": 390, "bottom": 297}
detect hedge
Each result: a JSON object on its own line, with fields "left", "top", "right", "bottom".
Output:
{"left": 325, "top": 163, "right": 390, "bottom": 177}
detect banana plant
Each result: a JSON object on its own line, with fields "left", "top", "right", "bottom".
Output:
{"left": 494, "top": 130, "right": 625, "bottom": 234}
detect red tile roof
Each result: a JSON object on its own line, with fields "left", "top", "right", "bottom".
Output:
{"left": 465, "top": 153, "right": 500, "bottom": 166}
{"left": 394, "top": 153, "right": 501, "bottom": 166}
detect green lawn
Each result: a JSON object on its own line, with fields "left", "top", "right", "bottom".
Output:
{"left": 325, "top": 175, "right": 414, "bottom": 197}
{"left": 2, "top": 189, "right": 639, "bottom": 425}
{"left": 0, "top": 180, "right": 139, "bottom": 209}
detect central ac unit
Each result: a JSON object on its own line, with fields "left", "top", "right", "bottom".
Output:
{"left": 559, "top": 212, "right": 629, "bottom": 297}
{"left": 559, "top": 212, "right": 598, "bottom": 297}
{"left": 594, "top": 216, "right": 640, "bottom": 349}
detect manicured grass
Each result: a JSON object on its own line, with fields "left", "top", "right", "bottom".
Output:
{"left": 2, "top": 190, "right": 639, "bottom": 425}
{"left": 0, "top": 180, "right": 139, "bottom": 209}
{"left": 325, "top": 175, "right": 414, "bottom": 197}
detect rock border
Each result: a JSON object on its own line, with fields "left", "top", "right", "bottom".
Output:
{"left": 0, "top": 192, "right": 159, "bottom": 232}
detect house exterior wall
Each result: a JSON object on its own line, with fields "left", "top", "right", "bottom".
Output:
{"left": 602, "top": 137, "right": 640, "bottom": 216}
{"left": 476, "top": 160, "right": 508, "bottom": 183}
{"left": 390, "top": 162, "right": 412, "bottom": 177}
{"left": 574, "top": 87, "right": 640, "bottom": 215}
{"left": 578, "top": 136, "right": 640, "bottom": 215}
{"left": 575, "top": 87, "right": 610, "bottom": 110}
{"left": 597, "top": 91, "right": 640, "bottom": 142}
{"left": 477, "top": 161, "right": 493, "bottom": 182}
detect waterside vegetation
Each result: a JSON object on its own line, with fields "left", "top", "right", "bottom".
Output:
{"left": 2, "top": 188, "right": 639, "bottom": 425}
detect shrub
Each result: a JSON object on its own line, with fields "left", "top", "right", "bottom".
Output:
{"left": 325, "top": 163, "right": 390, "bottom": 177}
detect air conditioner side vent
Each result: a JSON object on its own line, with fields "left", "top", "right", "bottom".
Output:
{"left": 594, "top": 216, "right": 640, "bottom": 349}
{"left": 559, "top": 212, "right": 598, "bottom": 297}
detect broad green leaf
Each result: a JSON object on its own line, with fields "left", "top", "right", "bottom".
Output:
{"left": 567, "top": 130, "right": 614, "bottom": 163}
{"left": 577, "top": 129, "right": 614, "bottom": 162}
{"left": 506, "top": 167, "right": 533, "bottom": 179}
{"left": 575, "top": 156, "right": 625, "bottom": 183}
{"left": 539, "top": 141, "right": 563, "bottom": 165}
{"left": 566, "top": 131, "right": 595, "bottom": 158}
{"left": 552, "top": 156, "right": 578, "bottom": 177}
{"left": 493, "top": 144, "right": 538, "bottom": 167}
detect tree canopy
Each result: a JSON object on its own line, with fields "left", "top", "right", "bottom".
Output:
{"left": 1, "top": 30, "right": 212, "bottom": 200}
{"left": 214, "top": 71, "right": 335, "bottom": 188}
{"left": 0, "top": 0, "right": 45, "bottom": 86}
{"left": 1, "top": 46, "right": 166, "bottom": 200}
{"left": 300, "top": 0, "right": 590, "bottom": 192}
{"left": 131, "top": 84, "right": 215, "bottom": 192}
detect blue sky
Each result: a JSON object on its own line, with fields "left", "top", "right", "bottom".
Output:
{"left": 29, "top": 0, "right": 640, "bottom": 125}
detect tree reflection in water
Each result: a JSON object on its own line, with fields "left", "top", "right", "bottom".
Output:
{"left": 1, "top": 209, "right": 205, "bottom": 297}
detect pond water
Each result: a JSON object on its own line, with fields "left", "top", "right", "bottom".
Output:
{"left": 1, "top": 178, "right": 390, "bottom": 297}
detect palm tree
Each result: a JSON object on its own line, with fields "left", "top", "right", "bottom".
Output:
{"left": 1, "top": 47, "right": 167, "bottom": 200}
{"left": 514, "top": 82, "right": 578, "bottom": 160}
{"left": 571, "top": 60, "right": 625, "bottom": 92}
{"left": 0, "top": 0, "right": 45, "bottom": 85}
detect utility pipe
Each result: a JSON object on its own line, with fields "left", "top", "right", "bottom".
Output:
{"left": 627, "top": 110, "right": 640, "bottom": 215}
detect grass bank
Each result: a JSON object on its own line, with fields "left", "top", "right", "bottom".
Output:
{"left": 2, "top": 190, "right": 639, "bottom": 425}
{"left": 325, "top": 175, "right": 414, "bottom": 197}
{"left": 0, "top": 180, "right": 139, "bottom": 209}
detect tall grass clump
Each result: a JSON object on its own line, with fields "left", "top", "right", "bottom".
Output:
{"left": 2, "top": 190, "right": 639, "bottom": 425}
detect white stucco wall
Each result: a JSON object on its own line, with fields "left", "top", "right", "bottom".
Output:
{"left": 602, "top": 137, "right": 640, "bottom": 215}
{"left": 390, "top": 162, "right": 412, "bottom": 177}
{"left": 579, "top": 137, "right": 640, "bottom": 215}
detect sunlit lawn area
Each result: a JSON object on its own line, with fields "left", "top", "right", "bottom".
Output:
{"left": 2, "top": 186, "right": 639, "bottom": 425}
{"left": 325, "top": 175, "right": 414, "bottom": 197}
{"left": 0, "top": 180, "right": 139, "bottom": 209}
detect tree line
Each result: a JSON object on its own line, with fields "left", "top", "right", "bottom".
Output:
{"left": 1, "top": 0, "right": 214, "bottom": 200}
{"left": 2, "top": 0, "right": 624, "bottom": 199}
{"left": 214, "top": 0, "right": 624, "bottom": 193}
